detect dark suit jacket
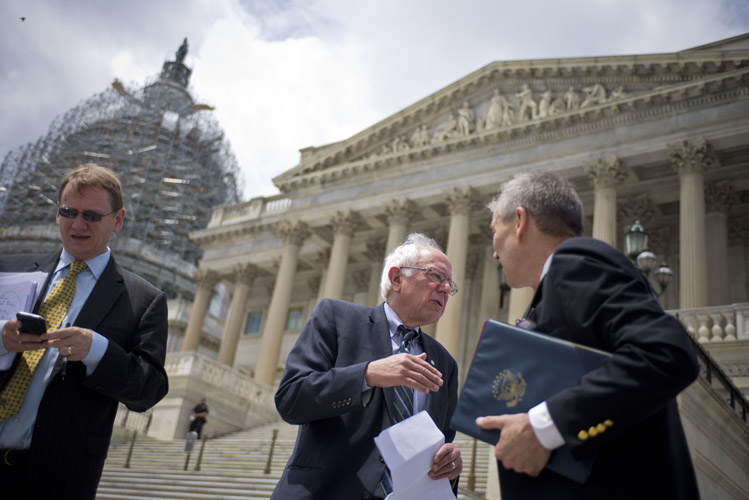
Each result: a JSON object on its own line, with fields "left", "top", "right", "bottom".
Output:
{"left": 497, "top": 237, "right": 700, "bottom": 500}
{"left": 0, "top": 251, "right": 169, "bottom": 500}
{"left": 271, "top": 299, "right": 459, "bottom": 500}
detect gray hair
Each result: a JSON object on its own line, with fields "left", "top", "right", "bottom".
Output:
{"left": 488, "top": 171, "right": 583, "bottom": 238}
{"left": 380, "top": 233, "right": 444, "bottom": 300}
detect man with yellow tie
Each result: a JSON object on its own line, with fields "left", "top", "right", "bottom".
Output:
{"left": 0, "top": 164, "right": 169, "bottom": 499}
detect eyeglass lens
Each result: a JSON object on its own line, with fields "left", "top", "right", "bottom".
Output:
{"left": 58, "top": 207, "right": 107, "bottom": 222}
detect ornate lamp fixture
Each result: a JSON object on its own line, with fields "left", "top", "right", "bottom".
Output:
{"left": 624, "top": 221, "right": 674, "bottom": 297}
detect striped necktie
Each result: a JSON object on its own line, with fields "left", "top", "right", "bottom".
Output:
{"left": 390, "top": 326, "right": 420, "bottom": 422}
{"left": 380, "top": 325, "right": 421, "bottom": 497}
{"left": 0, "top": 261, "right": 87, "bottom": 421}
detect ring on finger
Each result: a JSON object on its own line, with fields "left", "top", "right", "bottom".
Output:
{"left": 67, "top": 346, "right": 72, "bottom": 356}
{"left": 451, "top": 461, "right": 456, "bottom": 470}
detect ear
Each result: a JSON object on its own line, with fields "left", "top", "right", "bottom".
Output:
{"left": 388, "top": 266, "right": 403, "bottom": 293}
{"left": 112, "top": 208, "right": 125, "bottom": 233}
{"left": 515, "top": 207, "right": 529, "bottom": 240}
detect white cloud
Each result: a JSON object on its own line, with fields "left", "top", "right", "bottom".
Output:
{"left": 0, "top": 0, "right": 747, "bottom": 199}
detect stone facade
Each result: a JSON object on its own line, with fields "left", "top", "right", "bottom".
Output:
{"left": 164, "top": 34, "right": 749, "bottom": 498}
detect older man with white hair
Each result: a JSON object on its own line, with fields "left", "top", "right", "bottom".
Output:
{"left": 273, "top": 233, "right": 462, "bottom": 500}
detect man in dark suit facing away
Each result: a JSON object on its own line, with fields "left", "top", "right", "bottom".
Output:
{"left": 477, "top": 171, "right": 699, "bottom": 499}
{"left": 272, "top": 233, "right": 462, "bottom": 500}
{"left": 0, "top": 164, "right": 168, "bottom": 500}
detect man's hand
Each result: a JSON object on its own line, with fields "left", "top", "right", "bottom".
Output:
{"left": 476, "top": 413, "right": 551, "bottom": 477}
{"left": 428, "top": 442, "right": 462, "bottom": 480}
{"left": 1, "top": 319, "right": 45, "bottom": 352}
{"left": 42, "top": 327, "right": 94, "bottom": 361}
{"left": 365, "top": 352, "right": 443, "bottom": 393}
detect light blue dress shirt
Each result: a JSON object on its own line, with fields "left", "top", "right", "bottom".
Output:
{"left": 0, "top": 249, "right": 111, "bottom": 449}
{"left": 383, "top": 302, "right": 427, "bottom": 413}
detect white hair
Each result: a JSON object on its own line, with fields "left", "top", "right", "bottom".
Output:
{"left": 380, "top": 232, "right": 443, "bottom": 300}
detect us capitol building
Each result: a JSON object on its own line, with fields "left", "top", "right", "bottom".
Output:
{"left": 14, "top": 34, "right": 749, "bottom": 497}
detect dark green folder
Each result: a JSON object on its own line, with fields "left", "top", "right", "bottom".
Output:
{"left": 450, "top": 318, "right": 611, "bottom": 483}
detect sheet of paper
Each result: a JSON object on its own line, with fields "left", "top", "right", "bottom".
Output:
{"left": 374, "top": 410, "right": 455, "bottom": 500}
{"left": 0, "top": 272, "right": 48, "bottom": 319}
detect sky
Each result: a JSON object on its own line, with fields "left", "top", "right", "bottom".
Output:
{"left": 1, "top": 0, "right": 748, "bottom": 200}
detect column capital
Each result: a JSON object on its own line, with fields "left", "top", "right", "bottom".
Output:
{"left": 383, "top": 198, "right": 419, "bottom": 226}
{"left": 668, "top": 137, "right": 720, "bottom": 175}
{"left": 617, "top": 193, "right": 655, "bottom": 227}
{"left": 445, "top": 187, "right": 482, "bottom": 216}
{"left": 366, "top": 239, "right": 386, "bottom": 260}
{"left": 330, "top": 210, "right": 363, "bottom": 236}
{"left": 705, "top": 180, "right": 738, "bottom": 214}
{"left": 277, "top": 220, "right": 310, "bottom": 247}
{"left": 728, "top": 215, "right": 749, "bottom": 246}
{"left": 193, "top": 269, "right": 221, "bottom": 290}
{"left": 233, "top": 263, "right": 261, "bottom": 285}
{"left": 583, "top": 155, "right": 628, "bottom": 189}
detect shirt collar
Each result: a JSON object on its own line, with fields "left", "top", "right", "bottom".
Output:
{"left": 58, "top": 248, "right": 111, "bottom": 280}
{"left": 383, "top": 302, "right": 420, "bottom": 339}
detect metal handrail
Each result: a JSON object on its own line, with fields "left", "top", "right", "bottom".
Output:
{"left": 686, "top": 332, "right": 748, "bottom": 423}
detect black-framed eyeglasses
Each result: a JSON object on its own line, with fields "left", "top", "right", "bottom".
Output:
{"left": 400, "top": 266, "right": 459, "bottom": 296}
{"left": 58, "top": 206, "right": 118, "bottom": 223}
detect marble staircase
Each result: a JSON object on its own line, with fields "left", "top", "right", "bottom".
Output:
{"left": 97, "top": 420, "right": 491, "bottom": 499}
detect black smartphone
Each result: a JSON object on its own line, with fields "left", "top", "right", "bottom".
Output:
{"left": 16, "top": 312, "right": 47, "bottom": 335}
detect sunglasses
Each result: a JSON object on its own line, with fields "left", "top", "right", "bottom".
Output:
{"left": 58, "top": 206, "right": 118, "bottom": 223}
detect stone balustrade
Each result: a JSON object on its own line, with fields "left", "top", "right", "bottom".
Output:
{"left": 164, "top": 351, "right": 278, "bottom": 434}
{"left": 672, "top": 302, "right": 749, "bottom": 343}
{"left": 207, "top": 194, "right": 292, "bottom": 227}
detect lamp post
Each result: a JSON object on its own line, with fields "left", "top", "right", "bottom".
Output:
{"left": 624, "top": 220, "right": 674, "bottom": 297}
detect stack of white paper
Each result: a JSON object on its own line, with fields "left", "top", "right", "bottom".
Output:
{"left": 374, "top": 410, "right": 455, "bottom": 500}
{"left": 0, "top": 271, "right": 48, "bottom": 319}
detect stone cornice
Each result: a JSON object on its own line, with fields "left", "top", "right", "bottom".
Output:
{"left": 274, "top": 67, "right": 749, "bottom": 195}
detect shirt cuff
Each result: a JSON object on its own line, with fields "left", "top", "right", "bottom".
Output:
{"left": 82, "top": 331, "right": 109, "bottom": 376}
{"left": 528, "top": 401, "right": 565, "bottom": 450}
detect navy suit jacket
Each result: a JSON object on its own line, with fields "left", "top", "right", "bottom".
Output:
{"left": 497, "top": 237, "right": 700, "bottom": 500}
{"left": 272, "top": 299, "right": 459, "bottom": 500}
{"left": 0, "top": 251, "right": 168, "bottom": 499}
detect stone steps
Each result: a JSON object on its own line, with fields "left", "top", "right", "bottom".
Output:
{"left": 98, "top": 420, "right": 491, "bottom": 499}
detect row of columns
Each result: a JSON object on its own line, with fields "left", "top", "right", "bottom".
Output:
{"left": 584, "top": 137, "right": 727, "bottom": 309}
{"left": 182, "top": 137, "right": 734, "bottom": 385}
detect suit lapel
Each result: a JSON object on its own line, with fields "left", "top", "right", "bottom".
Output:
{"left": 369, "top": 304, "right": 399, "bottom": 424}
{"left": 421, "top": 335, "right": 446, "bottom": 418}
{"left": 75, "top": 256, "right": 125, "bottom": 330}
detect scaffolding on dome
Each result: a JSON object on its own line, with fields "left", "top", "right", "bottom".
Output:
{"left": 0, "top": 41, "right": 242, "bottom": 298}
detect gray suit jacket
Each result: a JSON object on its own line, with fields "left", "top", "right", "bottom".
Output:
{"left": 272, "top": 299, "right": 459, "bottom": 500}
{"left": 0, "top": 251, "right": 168, "bottom": 499}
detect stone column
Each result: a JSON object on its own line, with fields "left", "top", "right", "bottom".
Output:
{"left": 478, "top": 251, "right": 501, "bottom": 323}
{"left": 366, "top": 240, "right": 386, "bottom": 306}
{"left": 255, "top": 221, "right": 309, "bottom": 386}
{"left": 384, "top": 199, "right": 418, "bottom": 255}
{"left": 728, "top": 218, "right": 749, "bottom": 304}
{"left": 508, "top": 287, "right": 535, "bottom": 325}
{"left": 181, "top": 270, "right": 220, "bottom": 351}
{"left": 322, "top": 210, "right": 361, "bottom": 300}
{"left": 669, "top": 138, "right": 718, "bottom": 309}
{"left": 217, "top": 264, "right": 259, "bottom": 366}
{"left": 705, "top": 181, "right": 737, "bottom": 307}
{"left": 435, "top": 187, "right": 480, "bottom": 357}
{"left": 584, "top": 155, "right": 628, "bottom": 247}
{"left": 314, "top": 249, "right": 330, "bottom": 303}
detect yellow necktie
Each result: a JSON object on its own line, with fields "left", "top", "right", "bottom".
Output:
{"left": 0, "top": 261, "right": 87, "bottom": 421}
